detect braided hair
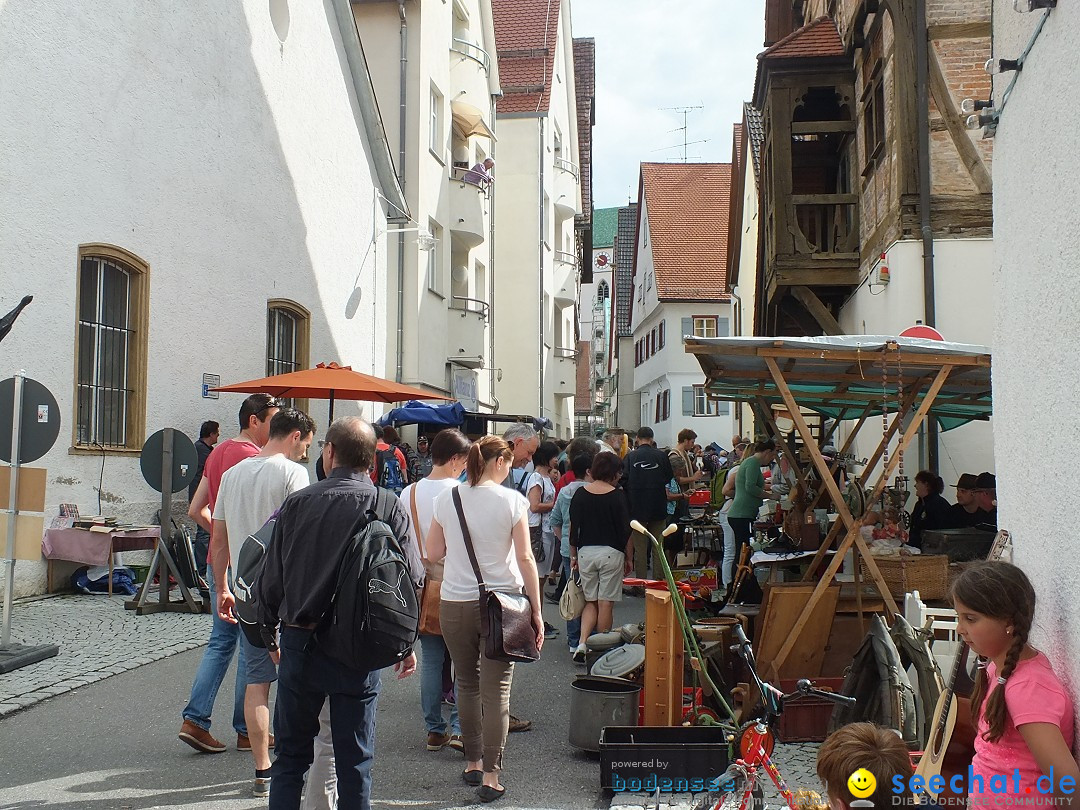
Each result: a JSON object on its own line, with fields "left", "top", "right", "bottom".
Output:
{"left": 949, "top": 561, "right": 1036, "bottom": 743}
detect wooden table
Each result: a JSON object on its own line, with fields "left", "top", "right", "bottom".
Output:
{"left": 41, "top": 527, "right": 160, "bottom": 596}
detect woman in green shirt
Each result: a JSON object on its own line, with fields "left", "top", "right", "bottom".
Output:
{"left": 726, "top": 438, "right": 778, "bottom": 602}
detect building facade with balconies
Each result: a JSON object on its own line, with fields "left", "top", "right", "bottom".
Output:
{"left": 741, "top": 0, "right": 996, "bottom": 481}
{"left": 629, "top": 164, "right": 736, "bottom": 449}
{"left": 491, "top": 0, "right": 583, "bottom": 438}
{"left": 353, "top": 0, "right": 501, "bottom": 415}
{"left": 576, "top": 206, "right": 617, "bottom": 436}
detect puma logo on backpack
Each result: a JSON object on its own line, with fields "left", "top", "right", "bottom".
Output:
{"left": 317, "top": 489, "right": 419, "bottom": 671}
{"left": 232, "top": 513, "right": 278, "bottom": 648}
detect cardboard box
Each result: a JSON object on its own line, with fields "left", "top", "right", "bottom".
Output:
{"left": 671, "top": 566, "right": 718, "bottom": 592}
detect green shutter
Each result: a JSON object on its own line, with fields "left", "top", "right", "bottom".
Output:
{"left": 683, "top": 386, "right": 694, "bottom": 416}
{"left": 681, "top": 317, "right": 693, "bottom": 340}
{"left": 718, "top": 317, "right": 730, "bottom": 337}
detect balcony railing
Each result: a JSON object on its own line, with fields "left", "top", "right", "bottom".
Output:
{"left": 790, "top": 195, "right": 858, "bottom": 255}
{"left": 554, "top": 250, "right": 576, "bottom": 266}
{"left": 451, "top": 38, "right": 491, "bottom": 74}
{"left": 451, "top": 295, "right": 490, "bottom": 320}
{"left": 554, "top": 157, "right": 579, "bottom": 180}
{"left": 450, "top": 165, "right": 491, "bottom": 197}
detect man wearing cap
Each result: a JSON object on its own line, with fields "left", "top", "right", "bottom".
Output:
{"left": 947, "top": 473, "right": 983, "bottom": 528}
{"left": 412, "top": 435, "right": 434, "bottom": 480}
{"left": 974, "top": 472, "right": 997, "bottom": 531}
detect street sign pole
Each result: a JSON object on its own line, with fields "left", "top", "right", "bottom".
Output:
{"left": 1, "top": 371, "right": 24, "bottom": 647}
{"left": 0, "top": 370, "right": 60, "bottom": 673}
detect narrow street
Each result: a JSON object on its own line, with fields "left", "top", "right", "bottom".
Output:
{"left": 0, "top": 597, "right": 635, "bottom": 810}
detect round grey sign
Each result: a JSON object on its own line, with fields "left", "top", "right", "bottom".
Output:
{"left": 0, "top": 377, "right": 61, "bottom": 464}
{"left": 140, "top": 428, "right": 199, "bottom": 494}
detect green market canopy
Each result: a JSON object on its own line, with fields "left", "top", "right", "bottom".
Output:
{"left": 685, "top": 335, "right": 992, "bottom": 431}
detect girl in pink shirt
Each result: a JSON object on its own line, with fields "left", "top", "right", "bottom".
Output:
{"left": 951, "top": 561, "right": 1079, "bottom": 807}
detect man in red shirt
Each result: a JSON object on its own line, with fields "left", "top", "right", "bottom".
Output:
{"left": 369, "top": 426, "right": 409, "bottom": 491}
{"left": 178, "top": 393, "right": 281, "bottom": 754}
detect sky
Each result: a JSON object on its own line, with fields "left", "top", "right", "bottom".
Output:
{"left": 570, "top": 0, "right": 767, "bottom": 210}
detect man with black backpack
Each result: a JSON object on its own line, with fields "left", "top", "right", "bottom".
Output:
{"left": 257, "top": 417, "right": 423, "bottom": 810}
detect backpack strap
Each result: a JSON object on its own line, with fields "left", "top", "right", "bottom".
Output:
{"left": 515, "top": 469, "right": 531, "bottom": 495}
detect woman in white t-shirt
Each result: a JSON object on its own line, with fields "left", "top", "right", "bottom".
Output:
{"left": 426, "top": 436, "right": 544, "bottom": 803}
{"left": 400, "top": 428, "right": 472, "bottom": 757}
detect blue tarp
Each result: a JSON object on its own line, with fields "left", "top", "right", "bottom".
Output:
{"left": 376, "top": 400, "right": 466, "bottom": 427}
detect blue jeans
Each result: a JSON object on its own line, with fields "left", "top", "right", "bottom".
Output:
{"left": 716, "top": 512, "right": 736, "bottom": 587}
{"left": 193, "top": 526, "right": 210, "bottom": 579}
{"left": 272, "top": 627, "right": 381, "bottom": 810}
{"left": 562, "top": 559, "right": 581, "bottom": 648}
{"left": 419, "top": 633, "right": 460, "bottom": 735}
{"left": 181, "top": 565, "right": 247, "bottom": 735}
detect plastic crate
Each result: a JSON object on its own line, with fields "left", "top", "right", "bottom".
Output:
{"left": 776, "top": 677, "right": 846, "bottom": 743}
{"left": 600, "top": 725, "right": 731, "bottom": 791}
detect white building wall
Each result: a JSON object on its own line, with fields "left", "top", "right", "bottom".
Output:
{"left": 0, "top": 1, "right": 387, "bottom": 596}
{"left": 733, "top": 154, "right": 760, "bottom": 437}
{"left": 991, "top": 4, "right": 1080, "bottom": 683}
{"left": 354, "top": 0, "right": 499, "bottom": 415}
{"left": 494, "top": 4, "right": 580, "bottom": 438}
{"left": 629, "top": 205, "right": 735, "bottom": 448}
{"left": 836, "top": 238, "right": 995, "bottom": 488}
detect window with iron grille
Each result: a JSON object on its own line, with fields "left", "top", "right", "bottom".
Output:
{"left": 75, "top": 247, "right": 148, "bottom": 450}
{"left": 267, "top": 301, "right": 310, "bottom": 411}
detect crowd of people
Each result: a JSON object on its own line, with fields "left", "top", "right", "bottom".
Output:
{"left": 175, "top": 400, "right": 1073, "bottom": 810}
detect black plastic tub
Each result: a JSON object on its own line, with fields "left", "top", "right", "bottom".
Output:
{"left": 599, "top": 725, "right": 731, "bottom": 792}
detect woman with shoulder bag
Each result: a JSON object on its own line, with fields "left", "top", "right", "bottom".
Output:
{"left": 399, "top": 429, "right": 472, "bottom": 755}
{"left": 426, "top": 436, "right": 544, "bottom": 803}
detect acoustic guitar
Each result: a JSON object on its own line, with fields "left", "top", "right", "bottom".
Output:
{"left": 914, "top": 530, "right": 1011, "bottom": 799}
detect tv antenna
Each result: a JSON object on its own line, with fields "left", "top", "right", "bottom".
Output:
{"left": 657, "top": 105, "right": 707, "bottom": 162}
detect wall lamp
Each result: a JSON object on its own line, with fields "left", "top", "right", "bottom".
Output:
{"left": 1014, "top": 0, "right": 1055, "bottom": 11}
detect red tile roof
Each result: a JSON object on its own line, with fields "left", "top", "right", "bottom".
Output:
{"left": 639, "top": 163, "right": 732, "bottom": 302}
{"left": 492, "top": 0, "right": 562, "bottom": 114}
{"left": 760, "top": 16, "right": 844, "bottom": 61}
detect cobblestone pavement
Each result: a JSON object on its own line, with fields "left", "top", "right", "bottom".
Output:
{"left": 608, "top": 741, "right": 822, "bottom": 810}
{"left": 0, "top": 592, "right": 209, "bottom": 717}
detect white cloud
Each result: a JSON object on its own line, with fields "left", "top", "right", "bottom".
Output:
{"left": 572, "top": 0, "right": 766, "bottom": 208}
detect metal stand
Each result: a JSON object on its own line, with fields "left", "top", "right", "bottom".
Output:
{"left": 0, "top": 371, "right": 59, "bottom": 673}
{"left": 124, "top": 428, "right": 203, "bottom": 615}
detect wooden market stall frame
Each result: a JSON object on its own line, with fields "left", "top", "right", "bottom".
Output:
{"left": 685, "top": 335, "right": 992, "bottom": 680}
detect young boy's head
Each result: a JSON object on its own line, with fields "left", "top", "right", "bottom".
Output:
{"left": 816, "top": 723, "right": 913, "bottom": 810}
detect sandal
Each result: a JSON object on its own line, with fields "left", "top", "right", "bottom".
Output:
{"left": 462, "top": 770, "right": 483, "bottom": 787}
{"left": 477, "top": 785, "right": 506, "bottom": 802}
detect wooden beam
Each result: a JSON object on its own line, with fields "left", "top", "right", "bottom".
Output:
{"left": 927, "top": 44, "right": 993, "bottom": 195}
{"left": 763, "top": 357, "right": 900, "bottom": 678}
{"left": 790, "top": 194, "right": 860, "bottom": 206}
{"left": 790, "top": 286, "right": 843, "bottom": 336}
{"left": 773, "top": 269, "right": 862, "bottom": 287}
{"left": 928, "top": 22, "right": 991, "bottom": 40}
{"left": 791, "top": 121, "right": 858, "bottom": 134}
{"left": 754, "top": 396, "right": 808, "bottom": 488}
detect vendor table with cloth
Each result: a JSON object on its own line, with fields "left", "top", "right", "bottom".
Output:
{"left": 42, "top": 527, "right": 160, "bottom": 596}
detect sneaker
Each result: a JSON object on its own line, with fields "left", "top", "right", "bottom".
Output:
{"left": 178, "top": 720, "right": 226, "bottom": 754}
{"left": 543, "top": 622, "right": 559, "bottom": 639}
{"left": 442, "top": 688, "right": 456, "bottom": 706}
{"left": 507, "top": 714, "right": 532, "bottom": 733}
{"left": 572, "top": 644, "right": 587, "bottom": 664}
{"left": 447, "top": 734, "right": 465, "bottom": 752}
{"left": 252, "top": 776, "right": 271, "bottom": 798}
{"left": 236, "top": 733, "right": 275, "bottom": 751}
{"left": 426, "top": 731, "right": 451, "bottom": 751}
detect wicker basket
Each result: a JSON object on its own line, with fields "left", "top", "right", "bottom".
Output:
{"left": 860, "top": 554, "right": 950, "bottom": 600}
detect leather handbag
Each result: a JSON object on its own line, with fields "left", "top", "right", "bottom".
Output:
{"left": 452, "top": 489, "right": 539, "bottom": 664}
{"left": 410, "top": 487, "right": 442, "bottom": 636}
{"left": 558, "top": 568, "right": 585, "bottom": 621}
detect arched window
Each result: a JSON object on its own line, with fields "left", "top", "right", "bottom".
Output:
{"left": 75, "top": 244, "right": 149, "bottom": 450}
{"left": 267, "top": 300, "right": 310, "bottom": 411}
{"left": 596, "top": 280, "right": 609, "bottom": 302}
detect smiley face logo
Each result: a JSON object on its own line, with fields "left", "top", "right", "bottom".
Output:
{"left": 847, "top": 769, "right": 877, "bottom": 799}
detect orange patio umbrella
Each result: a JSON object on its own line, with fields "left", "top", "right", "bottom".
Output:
{"left": 212, "top": 362, "right": 453, "bottom": 422}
